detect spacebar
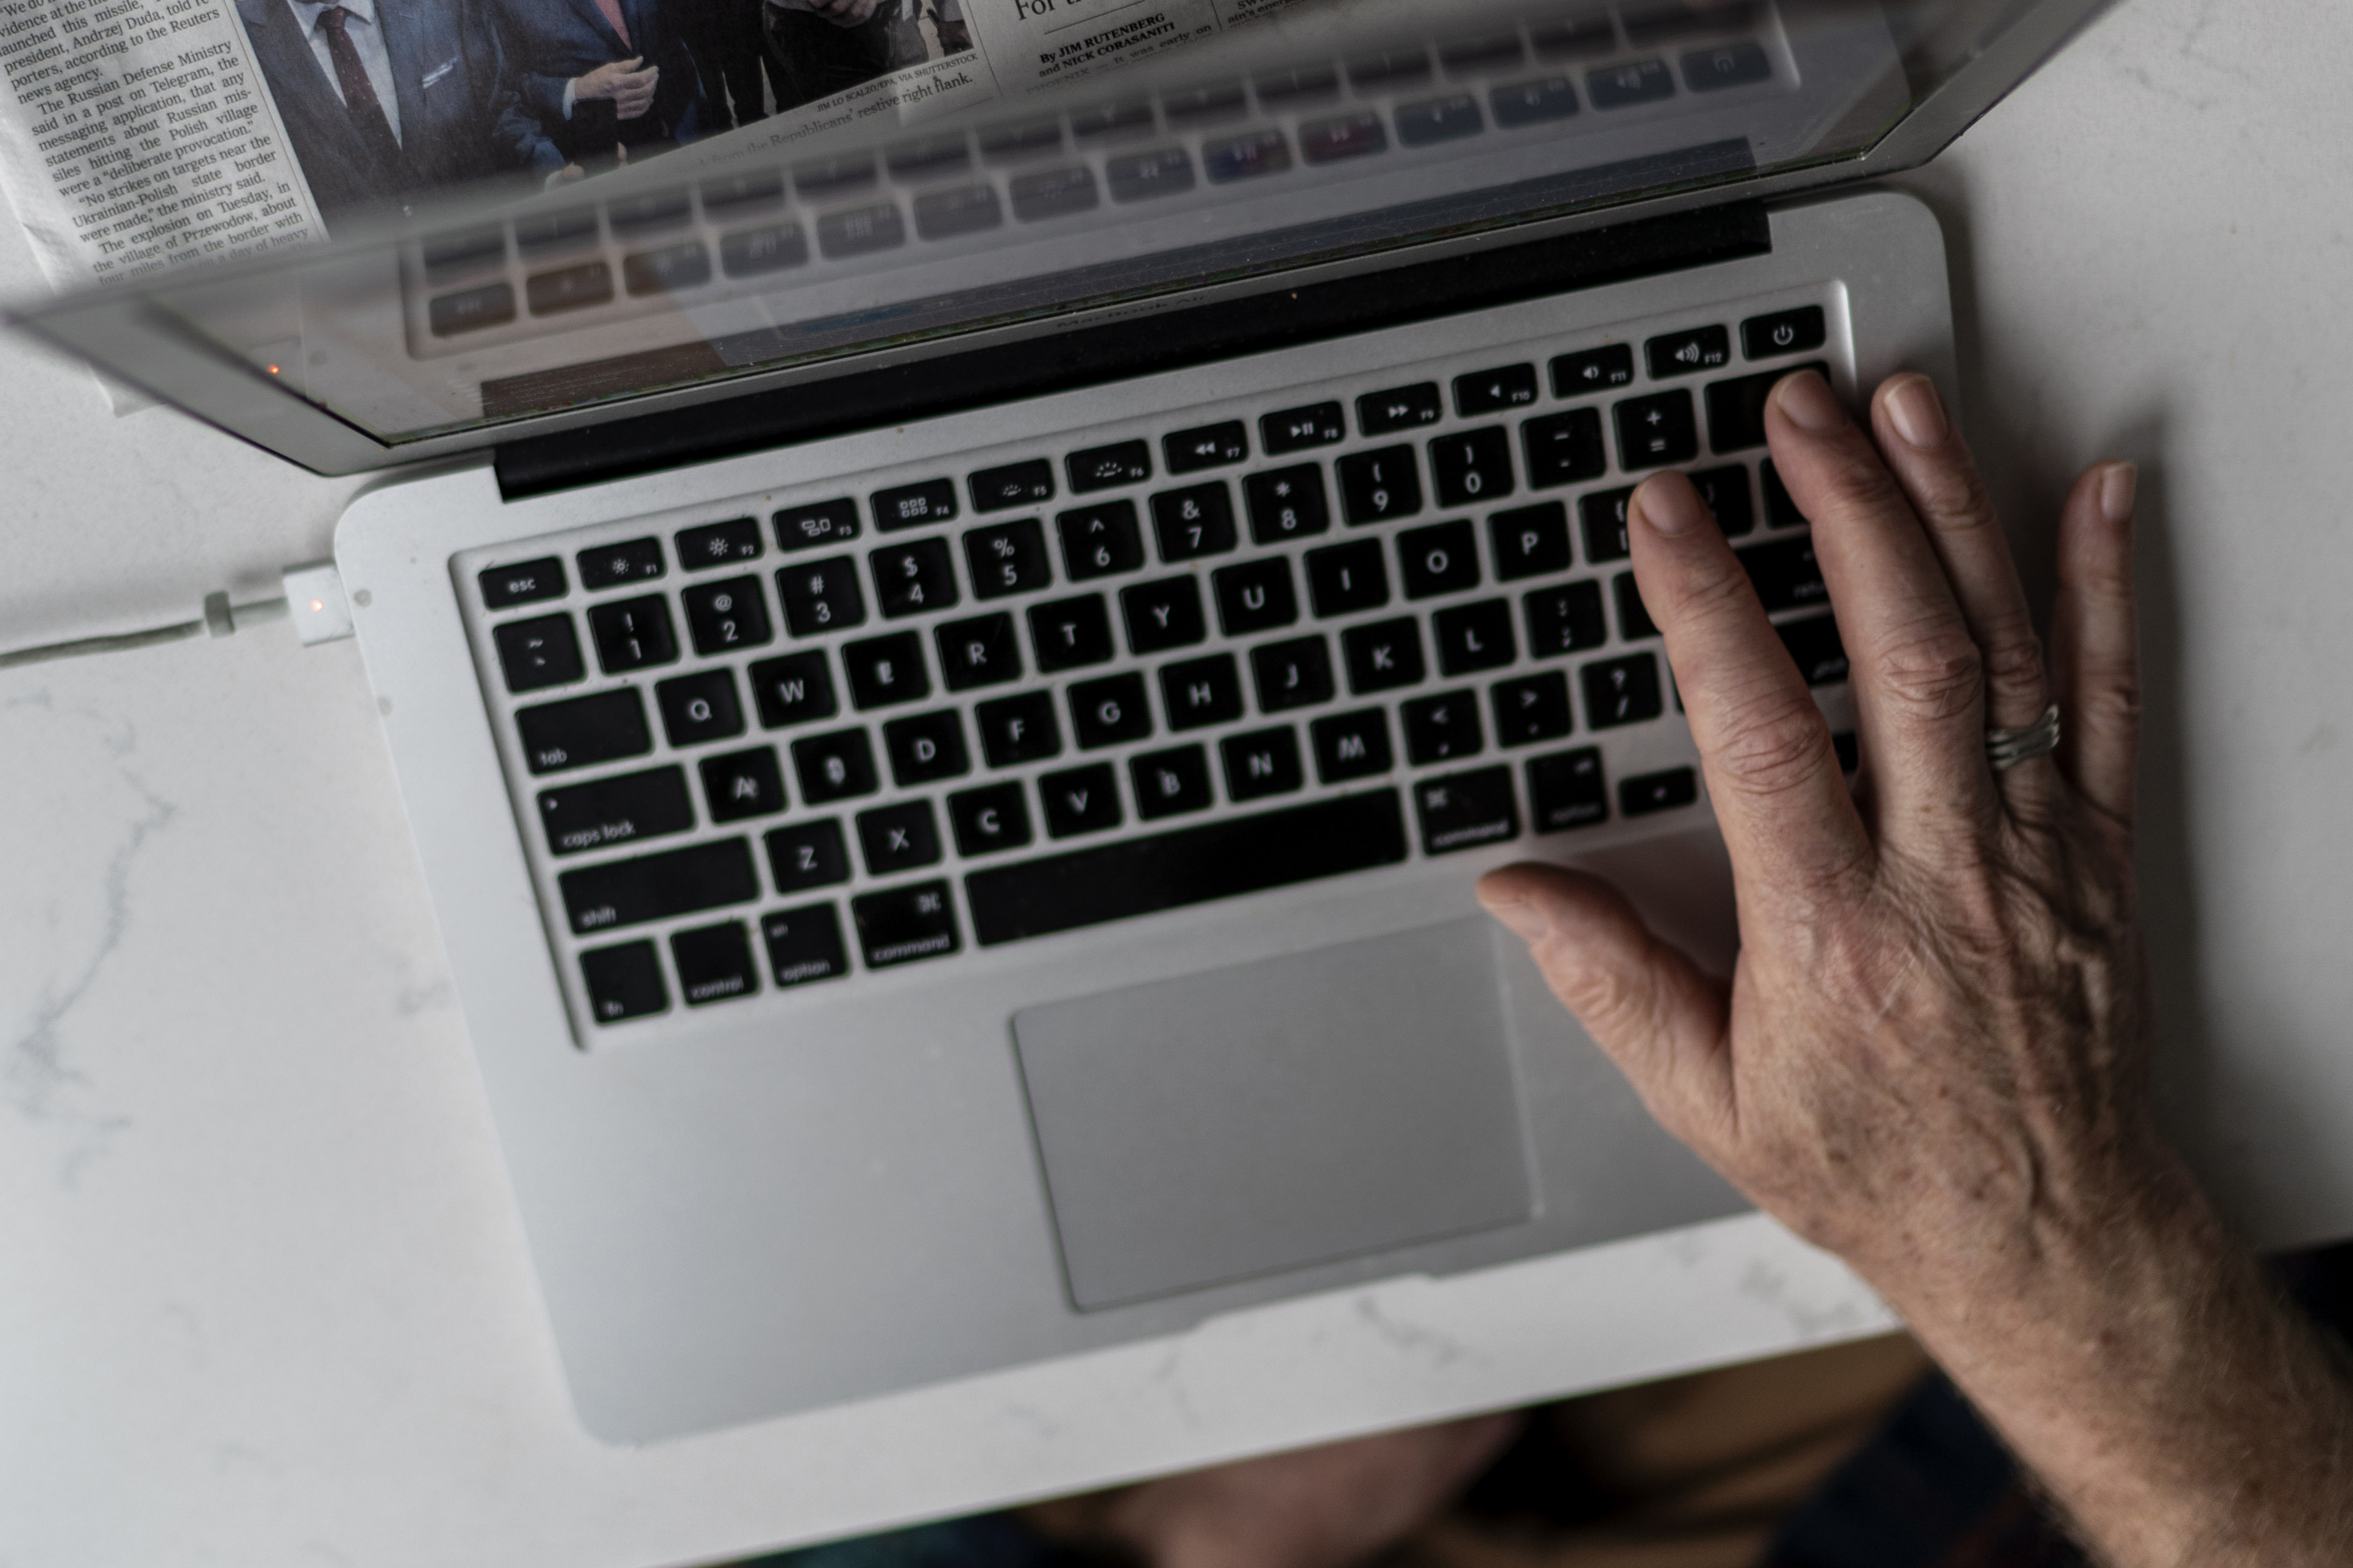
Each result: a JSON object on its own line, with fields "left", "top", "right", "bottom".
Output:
{"left": 966, "top": 790, "right": 1408, "bottom": 947}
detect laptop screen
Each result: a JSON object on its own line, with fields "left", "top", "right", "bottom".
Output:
{"left": 9, "top": 0, "right": 2101, "bottom": 467}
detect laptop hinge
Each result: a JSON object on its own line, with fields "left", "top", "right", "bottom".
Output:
{"left": 493, "top": 200, "right": 1771, "bottom": 502}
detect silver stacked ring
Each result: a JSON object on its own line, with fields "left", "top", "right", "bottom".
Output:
{"left": 1987, "top": 704, "right": 2063, "bottom": 772}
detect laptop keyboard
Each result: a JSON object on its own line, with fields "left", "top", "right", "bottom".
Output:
{"left": 465, "top": 293, "right": 1852, "bottom": 1032}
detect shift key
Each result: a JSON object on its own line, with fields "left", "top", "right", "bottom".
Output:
{"left": 560, "top": 838, "right": 759, "bottom": 934}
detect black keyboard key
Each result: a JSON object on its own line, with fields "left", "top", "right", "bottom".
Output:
{"left": 1737, "top": 534, "right": 1828, "bottom": 612}
{"left": 1294, "top": 109, "right": 1387, "bottom": 159}
{"left": 775, "top": 498, "right": 861, "bottom": 552}
{"left": 1164, "top": 420, "right": 1249, "bottom": 474}
{"left": 1106, "top": 146, "right": 1197, "bottom": 202}
{"left": 1433, "top": 598, "right": 1517, "bottom": 676}
{"left": 816, "top": 202, "right": 903, "bottom": 258}
{"left": 870, "top": 539, "right": 959, "bottom": 619}
{"left": 1525, "top": 581, "right": 1609, "bottom": 658}
{"left": 1429, "top": 427, "right": 1517, "bottom": 508}
{"left": 672, "top": 921, "right": 758, "bottom": 1007}
{"left": 1305, "top": 539, "right": 1389, "bottom": 617}
{"left": 965, "top": 519, "right": 1053, "bottom": 600}
{"left": 1684, "top": 40, "right": 1771, "bottom": 91}
{"left": 1624, "top": 2, "right": 1758, "bottom": 44}
{"left": 1582, "top": 654, "right": 1665, "bottom": 729}
{"left": 579, "top": 536, "right": 666, "bottom": 590}
{"left": 1777, "top": 612, "right": 1849, "bottom": 687}
{"left": 858, "top": 800, "right": 943, "bottom": 876}
{"left": 972, "top": 459, "right": 1055, "bottom": 513}
{"left": 1490, "top": 502, "right": 1572, "bottom": 581}
{"left": 1311, "top": 709, "right": 1393, "bottom": 782}
{"left": 977, "top": 692, "right": 1061, "bottom": 766}
{"left": 1552, "top": 344, "right": 1634, "bottom": 397}
{"left": 1068, "top": 440, "right": 1152, "bottom": 494}
{"left": 1039, "top": 762, "right": 1122, "bottom": 838}
{"left": 1645, "top": 325, "right": 1732, "bottom": 379}
{"left": 747, "top": 650, "right": 839, "bottom": 728}
{"left": 1403, "top": 690, "right": 1483, "bottom": 764}
{"left": 1621, "top": 767, "right": 1700, "bottom": 817}
{"left": 682, "top": 576, "right": 774, "bottom": 656}
{"left": 701, "top": 746, "right": 787, "bottom": 823}
{"left": 677, "top": 519, "right": 763, "bottom": 572}
{"left": 1358, "top": 383, "right": 1443, "bottom": 436}
{"left": 1162, "top": 81, "right": 1244, "bottom": 123}
{"left": 1151, "top": 483, "right": 1239, "bottom": 561}
{"left": 1029, "top": 595, "right": 1115, "bottom": 672}
{"left": 1529, "top": 747, "right": 1609, "bottom": 832}
{"left": 883, "top": 709, "right": 971, "bottom": 785}
{"left": 1587, "top": 58, "right": 1675, "bottom": 108}
{"left": 1455, "top": 364, "right": 1539, "bottom": 417}
{"left": 1010, "top": 165, "right": 1099, "bottom": 222}
{"left": 1706, "top": 361, "right": 1831, "bottom": 453}
{"left": 559, "top": 837, "right": 758, "bottom": 935}
{"left": 1251, "top": 636, "right": 1334, "bottom": 713}
{"left": 1440, "top": 34, "right": 1525, "bottom": 72}
{"left": 1250, "top": 65, "right": 1337, "bottom": 107}
{"left": 762, "top": 903, "right": 850, "bottom": 987}
{"left": 1121, "top": 577, "right": 1206, "bottom": 654}
{"left": 1743, "top": 305, "right": 1826, "bottom": 360}
{"left": 766, "top": 819, "right": 851, "bottom": 891}
{"left": 1070, "top": 98, "right": 1155, "bottom": 140}
{"left": 1531, "top": 14, "right": 1614, "bottom": 56}
{"left": 1762, "top": 459, "right": 1807, "bottom": 530}
{"left": 777, "top": 556, "right": 867, "bottom": 636}
{"left": 1222, "top": 726, "right": 1305, "bottom": 802}
{"left": 1614, "top": 572, "right": 1660, "bottom": 640}
{"left": 1160, "top": 655, "right": 1244, "bottom": 732}
{"left": 1261, "top": 401, "right": 1346, "bottom": 454}
{"left": 1615, "top": 390, "right": 1700, "bottom": 469}
{"left": 965, "top": 790, "right": 1407, "bottom": 945}
{"left": 841, "top": 632, "right": 931, "bottom": 711}
{"left": 1396, "top": 93, "right": 1484, "bottom": 146}
{"left": 1580, "top": 488, "right": 1633, "bottom": 562}
{"left": 1212, "top": 558, "right": 1298, "bottom": 636}
{"left": 873, "top": 479, "right": 959, "bottom": 533}
{"left": 852, "top": 882, "right": 961, "bottom": 968}
{"left": 1342, "top": 617, "right": 1426, "bottom": 694}
{"left": 657, "top": 668, "right": 746, "bottom": 747}
{"left": 1522, "top": 408, "right": 1607, "bottom": 488}
{"left": 1398, "top": 519, "right": 1481, "bottom": 600}
{"left": 1058, "top": 502, "right": 1146, "bottom": 580}
{"left": 1245, "top": 465, "right": 1331, "bottom": 543}
{"left": 1205, "top": 127, "right": 1294, "bottom": 182}
{"left": 719, "top": 223, "right": 808, "bottom": 279}
{"left": 1492, "top": 75, "right": 1579, "bottom": 128}
{"left": 1131, "top": 745, "right": 1215, "bottom": 820}
{"left": 1492, "top": 672, "right": 1573, "bottom": 746}
{"left": 1414, "top": 765, "right": 1519, "bottom": 854}
{"left": 1690, "top": 465, "right": 1756, "bottom": 536}
{"left": 517, "top": 688, "right": 650, "bottom": 775}
{"left": 950, "top": 782, "right": 1034, "bottom": 857}
{"left": 1337, "top": 447, "right": 1423, "bottom": 525}
{"left": 792, "top": 728, "right": 880, "bottom": 803}
{"left": 495, "top": 614, "right": 584, "bottom": 693}
{"left": 538, "top": 765, "right": 695, "bottom": 857}
{"left": 588, "top": 597, "right": 678, "bottom": 673}
{"left": 481, "top": 556, "right": 566, "bottom": 608}
{"left": 582, "top": 940, "right": 666, "bottom": 1023}
{"left": 1069, "top": 673, "right": 1153, "bottom": 749}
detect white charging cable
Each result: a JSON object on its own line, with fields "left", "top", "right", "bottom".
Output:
{"left": 0, "top": 561, "right": 355, "bottom": 672}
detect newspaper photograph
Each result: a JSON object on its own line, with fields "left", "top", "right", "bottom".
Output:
{"left": 0, "top": 0, "right": 1308, "bottom": 294}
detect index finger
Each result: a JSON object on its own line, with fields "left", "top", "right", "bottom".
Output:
{"left": 1628, "top": 470, "right": 1874, "bottom": 901}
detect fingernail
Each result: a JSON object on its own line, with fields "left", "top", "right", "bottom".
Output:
{"left": 1630, "top": 473, "right": 1710, "bottom": 538}
{"left": 1884, "top": 375, "right": 1948, "bottom": 450}
{"left": 1773, "top": 370, "right": 1846, "bottom": 433}
{"left": 1478, "top": 892, "right": 1550, "bottom": 945}
{"left": 2100, "top": 462, "right": 2138, "bottom": 525}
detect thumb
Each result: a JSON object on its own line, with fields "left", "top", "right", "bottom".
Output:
{"left": 1478, "top": 864, "right": 1735, "bottom": 1143}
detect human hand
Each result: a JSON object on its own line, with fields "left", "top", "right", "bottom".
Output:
{"left": 1479, "top": 369, "right": 2353, "bottom": 1564}
{"left": 1071, "top": 1413, "right": 1518, "bottom": 1568}
{"left": 572, "top": 57, "right": 658, "bottom": 120}
{"left": 802, "top": 0, "right": 882, "bottom": 25}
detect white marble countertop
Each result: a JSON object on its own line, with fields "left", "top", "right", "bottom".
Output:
{"left": 7, "top": 1, "right": 2353, "bottom": 1563}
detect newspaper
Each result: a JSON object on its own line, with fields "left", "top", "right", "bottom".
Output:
{"left": 0, "top": 0, "right": 1307, "bottom": 296}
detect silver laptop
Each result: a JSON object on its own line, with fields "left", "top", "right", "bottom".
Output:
{"left": 15, "top": 0, "right": 2110, "bottom": 1442}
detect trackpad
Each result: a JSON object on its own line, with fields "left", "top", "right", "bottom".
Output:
{"left": 1013, "top": 920, "right": 1534, "bottom": 1311}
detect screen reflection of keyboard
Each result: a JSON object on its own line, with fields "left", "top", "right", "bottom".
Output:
{"left": 470, "top": 300, "right": 1849, "bottom": 1029}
